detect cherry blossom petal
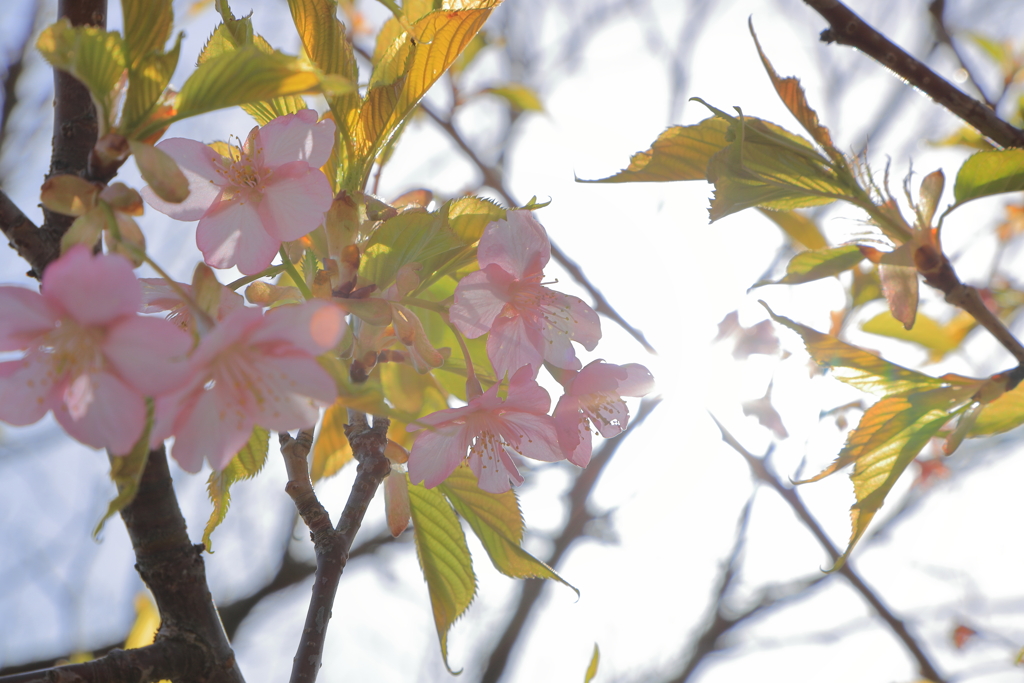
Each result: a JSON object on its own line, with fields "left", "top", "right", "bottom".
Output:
{"left": 0, "top": 356, "right": 55, "bottom": 426}
{"left": 616, "top": 363, "right": 656, "bottom": 396}
{"left": 258, "top": 110, "right": 336, "bottom": 168}
{"left": 0, "top": 287, "right": 57, "bottom": 351}
{"left": 257, "top": 163, "right": 334, "bottom": 242}
{"left": 197, "top": 198, "right": 278, "bottom": 274}
{"left": 409, "top": 401, "right": 481, "bottom": 429}
{"left": 408, "top": 422, "right": 474, "bottom": 488}
{"left": 572, "top": 361, "right": 629, "bottom": 395}
{"left": 487, "top": 315, "right": 545, "bottom": 378}
{"left": 470, "top": 439, "right": 523, "bottom": 493}
{"left": 553, "top": 394, "right": 592, "bottom": 467}
{"left": 53, "top": 371, "right": 146, "bottom": 455}
{"left": 449, "top": 266, "right": 514, "bottom": 338}
{"left": 169, "top": 388, "right": 252, "bottom": 472}
{"left": 236, "top": 355, "right": 336, "bottom": 431}
{"left": 251, "top": 300, "right": 346, "bottom": 354}
{"left": 583, "top": 395, "right": 630, "bottom": 438}
{"left": 103, "top": 316, "right": 192, "bottom": 395}
{"left": 477, "top": 211, "right": 550, "bottom": 279}
{"left": 43, "top": 247, "right": 141, "bottom": 325}
{"left": 141, "top": 138, "right": 224, "bottom": 220}
{"left": 501, "top": 412, "right": 563, "bottom": 462}
{"left": 503, "top": 365, "right": 552, "bottom": 414}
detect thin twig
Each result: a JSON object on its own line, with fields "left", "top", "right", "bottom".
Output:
{"left": 927, "top": 0, "right": 997, "bottom": 108}
{"left": 803, "top": 0, "right": 1024, "bottom": 149}
{"left": 281, "top": 429, "right": 334, "bottom": 535}
{"left": 288, "top": 412, "right": 390, "bottom": 683}
{"left": 0, "top": 190, "right": 53, "bottom": 279}
{"left": 480, "top": 397, "right": 662, "bottom": 683}
{"left": 709, "top": 415, "right": 947, "bottom": 683}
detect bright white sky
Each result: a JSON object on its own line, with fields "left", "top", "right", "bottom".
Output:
{"left": 2, "top": 0, "right": 1024, "bottom": 682}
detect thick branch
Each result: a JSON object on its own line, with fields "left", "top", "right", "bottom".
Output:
{"left": 0, "top": 190, "right": 53, "bottom": 279}
{"left": 710, "top": 416, "right": 947, "bottom": 683}
{"left": 288, "top": 413, "right": 391, "bottom": 683}
{"left": 480, "top": 398, "right": 661, "bottom": 683}
{"left": 803, "top": 0, "right": 1024, "bottom": 149}
{"left": 0, "top": 642, "right": 196, "bottom": 683}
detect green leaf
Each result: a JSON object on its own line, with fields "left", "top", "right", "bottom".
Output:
{"left": 175, "top": 46, "right": 319, "bottom": 121}
{"left": 443, "top": 196, "right": 505, "bottom": 243}
{"left": 93, "top": 405, "right": 155, "bottom": 538}
{"left": 129, "top": 138, "right": 188, "bottom": 203}
{"left": 312, "top": 400, "right": 354, "bottom": 481}
{"left": 953, "top": 149, "right": 1024, "bottom": 205}
{"left": 762, "top": 303, "right": 956, "bottom": 396}
{"left": 756, "top": 207, "right": 828, "bottom": 250}
{"left": 36, "top": 20, "right": 126, "bottom": 128}
{"left": 409, "top": 483, "right": 476, "bottom": 673}
{"left": 484, "top": 83, "right": 543, "bottom": 111}
{"left": 122, "top": 0, "right": 173, "bottom": 70}
{"left": 583, "top": 117, "right": 730, "bottom": 183}
{"left": 360, "top": 211, "right": 462, "bottom": 290}
{"left": 969, "top": 380, "right": 1024, "bottom": 437}
{"left": 758, "top": 244, "right": 863, "bottom": 286}
{"left": 584, "top": 644, "right": 600, "bottom": 683}
{"left": 122, "top": 34, "right": 182, "bottom": 135}
{"left": 860, "top": 310, "right": 960, "bottom": 357}
{"left": 202, "top": 426, "right": 270, "bottom": 550}
{"left": 811, "top": 391, "right": 967, "bottom": 568}
{"left": 439, "top": 467, "right": 577, "bottom": 593}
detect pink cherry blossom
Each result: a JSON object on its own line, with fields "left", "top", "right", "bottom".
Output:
{"left": 140, "top": 278, "right": 245, "bottom": 332}
{"left": 0, "top": 247, "right": 191, "bottom": 454}
{"left": 449, "top": 211, "right": 601, "bottom": 379}
{"left": 152, "top": 300, "right": 346, "bottom": 472}
{"left": 407, "top": 366, "right": 564, "bottom": 493}
{"left": 553, "top": 360, "right": 655, "bottom": 467}
{"left": 141, "top": 110, "right": 336, "bottom": 275}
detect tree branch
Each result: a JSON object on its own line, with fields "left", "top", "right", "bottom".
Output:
{"left": 286, "top": 412, "right": 390, "bottom": 683}
{"left": 0, "top": 642, "right": 196, "bottom": 683}
{"left": 0, "top": 190, "right": 53, "bottom": 279}
{"left": 709, "top": 415, "right": 947, "bottom": 683}
{"left": 480, "top": 397, "right": 661, "bottom": 683}
{"left": 802, "top": 0, "right": 1024, "bottom": 149}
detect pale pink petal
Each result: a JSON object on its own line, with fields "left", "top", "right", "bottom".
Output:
{"left": 0, "top": 356, "right": 55, "bottom": 425}
{"left": 252, "top": 301, "right": 346, "bottom": 355}
{"left": 487, "top": 315, "right": 544, "bottom": 379}
{"left": 408, "top": 402, "right": 480, "bottom": 430}
{"left": 235, "top": 355, "right": 335, "bottom": 431}
{"left": 257, "top": 163, "right": 333, "bottom": 241}
{"left": 139, "top": 278, "right": 189, "bottom": 313}
{"left": 0, "top": 287, "right": 57, "bottom": 351}
{"left": 408, "top": 422, "right": 473, "bottom": 488}
{"left": 542, "top": 290, "right": 601, "bottom": 354}
{"left": 53, "top": 371, "right": 145, "bottom": 455}
{"left": 142, "top": 138, "right": 225, "bottom": 220}
{"left": 572, "top": 361, "right": 628, "bottom": 396}
{"left": 43, "top": 247, "right": 141, "bottom": 325}
{"left": 449, "top": 266, "right": 514, "bottom": 338}
{"left": 170, "top": 388, "right": 253, "bottom": 472}
{"left": 583, "top": 395, "right": 630, "bottom": 438}
{"left": 616, "top": 363, "right": 656, "bottom": 397}
{"left": 553, "top": 394, "right": 592, "bottom": 467}
{"left": 103, "top": 316, "right": 192, "bottom": 395}
{"left": 187, "top": 306, "right": 263, "bottom": 367}
{"left": 500, "top": 413, "right": 563, "bottom": 462}
{"left": 469, "top": 437, "right": 522, "bottom": 493}
{"left": 477, "top": 211, "right": 550, "bottom": 279}
{"left": 196, "top": 198, "right": 278, "bottom": 274}
{"left": 257, "top": 111, "right": 336, "bottom": 168}
{"left": 503, "top": 365, "right": 551, "bottom": 414}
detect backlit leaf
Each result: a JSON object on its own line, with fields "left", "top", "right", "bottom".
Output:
{"left": 968, "top": 378, "right": 1024, "bottom": 437}
{"left": 122, "top": 0, "right": 173, "bottom": 70}
{"left": 409, "top": 483, "right": 476, "bottom": 673}
{"left": 484, "top": 83, "right": 543, "bottom": 111}
{"left": 312, "top": 400, "right": 354, "bottom": 481}
{"left": 749, "top": 21, "right": 840, "bottom": 160}
{"left": 122, "top": 35, "right": 182, "bottom": 136}
{"left": 360, "top": 211, "right": 462, "bottom": 290}
{"left": 202, "top": 426, "right": 270, "bottom": 550}
{"left": 584, "top": 644, "right": 600, "bottom": 683}
{"left": 94, "top": 410, "right": 154, "bottom": 538}
{"left": 861, "top": 311, "right": 960, "bottom": 358}
{"left": 758, "top": 244, "right": 863, "bottom": 286}
{"left": 756, "top": 207, "right": 828, "bottom": 250}
{"left": 443, "top": 196, "right": 505, "bottom": 243}
{"left": 440, "top": 466, "right": 577, "bottom": 592}
{"left": 763, "top": 303, "right": 952, "bottom": 396}
{"left": 583, "top": 117, "right": 730, "bottom": 183}
{"left": 175, "top": 46, "right": 319, "bottom": 121}
{"left": 953, "top": 149, "right": 1024, "bottom": 206}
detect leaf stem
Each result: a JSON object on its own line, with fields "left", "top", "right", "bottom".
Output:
{"left": 279, "top": 246, "right": 315, "bottom": 300}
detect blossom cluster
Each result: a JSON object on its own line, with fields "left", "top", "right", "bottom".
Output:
{"left": 0, "top": 109, "right": 652, "bottom": 497}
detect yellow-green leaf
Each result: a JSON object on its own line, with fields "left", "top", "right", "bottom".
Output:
{"left": 969, "top": 380, "right": 1024, "bottom": 437}
{"left": 756, "top": 207, "right": 827, "bottom": 250}
{"left": 93, "top": 418, "right": 153, "bottom": 538}
{"left": 129, "top": 138, "right": 188, "bottom": 203}
{"left": 312, "top": 400, "right": 354, "bottom": 481}
{"left": 584, "top": 644, "right": 600, "bottom": 683}
{"left": 175, "top": 46, "right": 319, "bottom": 121}
{"left": 360, "top": 211, "right": 461, "bottom": 290}
{"left": 584, "top": 117, "right": 730, "bottom": 183}
{"left": 953, "top": 149, "right": 1024, "bottom": 206}
{"left": 484, "top": 83, "right": 543, "bottom": 112}
{"left": 758, "top": 244, "right": 863, "bottom": 286}
{"left": 409, "top": 482, "right": 476, "bottom": 673}
{"left": 763, "top": 303, "right": 952, "bottom": 396}
{"left": 439, "top": 466, "right": 577, "bottom": 593}
{"left": 202, "top": 426, "right": 270, "bottom": 550}
{"left": 36, "top": 20, "right": 126, "bottom": 128}
{"left": 861, "top": 311, "right": 960, "bottom": 358}
{"left": 122, "top": 34, "right": 181, "bottom": 136}
{"left": 122, "top": 0, "right": 173, "bottom": 70}
{"left": 443, "top": 196, "right": 504, "bottom": 244}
